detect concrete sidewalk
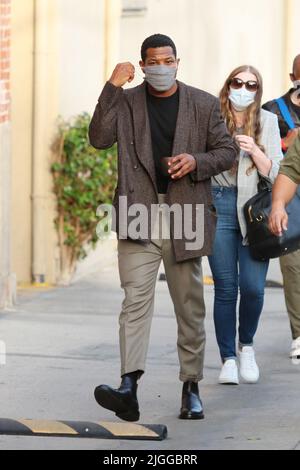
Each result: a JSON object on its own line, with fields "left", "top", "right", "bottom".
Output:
{"left": 0, "top": 252, "right": 299, "bottom": 450}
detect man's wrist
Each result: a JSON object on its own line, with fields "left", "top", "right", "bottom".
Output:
{"left": 108, "top": 79, "right": 121, "bottom": 88}
{"left": 191, "top": 156, "right": 197, "bottom": 172}
{"left": 272, "top": 201, "right": 286, "bottom": 211}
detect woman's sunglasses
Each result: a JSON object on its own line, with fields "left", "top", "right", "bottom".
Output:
{"left": 229, "top": 77, "right": 259, "bottom": 92}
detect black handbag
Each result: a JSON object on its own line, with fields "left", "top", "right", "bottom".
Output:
{"left": 244, "top": 175, "right": 300, "bottom": 261}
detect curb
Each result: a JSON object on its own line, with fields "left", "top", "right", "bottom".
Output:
{"left": 0, "top": 418, "right": 168, "bottom": 441}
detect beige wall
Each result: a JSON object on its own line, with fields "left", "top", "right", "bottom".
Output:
{"left": 7, "top": 0, "right": 300, "bottom": 287}
{"left": 11, "top": 0, "right": 60, "bottom": 285}
{"left": 9, "top": 0, "right": 112, "bottom": 285}
{"left": 285, "top": 0, "right": 300, "bottom": 88}
{"left": 10, "top": 0, "right": 34, "bottom": 283}
{"left": 119, "top": 0, "right": 296, "bottom": 101}
{"left": 57, "top": 0, "right": 108, "bottom": 119}
{"left": 0, "top": 122, "right": 16, "bottom": 306}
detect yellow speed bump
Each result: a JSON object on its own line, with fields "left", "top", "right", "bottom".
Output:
{"left": 0, "top": 419, "right": 168, "bottom": 441}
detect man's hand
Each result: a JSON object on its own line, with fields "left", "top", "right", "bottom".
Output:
{"left": 269, "top": 204, "right": 289, "bottom": 237}
{"left": 109, "top": 62, "right": 135, "bottom": 88}
{"left": 168, "top": 154, "right": 197, "bottom": 180}
{"left": 283, "top": 129, "right": 300, "bottom": 150}
{"left": 269, "top": 174, "right": 298, "bottom": 236}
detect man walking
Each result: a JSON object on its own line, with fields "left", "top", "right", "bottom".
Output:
{"left": 269, "top": 135, "right": 300, "bottom": 362}
{"left": 263, "top": 55, "right": 300, "bottom": 361}
{"left": 89, "top": 34, "right": 237, "bottom": 421}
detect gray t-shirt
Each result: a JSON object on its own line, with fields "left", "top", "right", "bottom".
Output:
{"left": 211, "top": 127, "right": 244, "bottom": 187}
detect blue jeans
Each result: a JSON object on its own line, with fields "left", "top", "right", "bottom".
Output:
{"left": 208, "top": 187, "right": 269, "bottom": 361}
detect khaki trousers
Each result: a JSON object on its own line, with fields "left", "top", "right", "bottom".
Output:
{"left": 280, "top": 249, "right": 300, "bottom": 340}
{"left": 117, "top": 195, "right": 206, "bottom": 382}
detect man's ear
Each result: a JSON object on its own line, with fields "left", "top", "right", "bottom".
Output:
{"left": 139, "top": 60, "right": 145, "bottom": 73}
{"left": 177, "top": 58, "right": 180, "bottom": 67}
{"left": 290, "top": 73, "right": 295, "bottom": 83}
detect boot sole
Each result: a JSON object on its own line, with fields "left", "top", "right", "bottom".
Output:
{"left": 179, "top": 411, "right": 205, "bottom": 420}
{"left": 94, "top": 387, "right": 140, "bottom": 422}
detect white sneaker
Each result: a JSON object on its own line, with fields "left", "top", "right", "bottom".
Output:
{"left": 239, "top": 346, "right": 259, "bottom": 383}
{"left": 219, "top": 359, "right": 239, "bottom": 385}
{"left": 290, "top": 337, "right": 300, "bottom": 364}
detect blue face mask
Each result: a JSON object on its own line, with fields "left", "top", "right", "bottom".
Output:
{"left": 229, "top": 87, "right": 256, "bottom": 111}
{"left": 143, "top": 65, "right": 177, "bottom": 92}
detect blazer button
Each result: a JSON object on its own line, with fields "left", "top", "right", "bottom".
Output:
{"left": 134, "top": 165, "right": 138, "bottom": 170}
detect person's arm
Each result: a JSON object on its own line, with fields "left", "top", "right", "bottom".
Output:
{"left": 235, "top": 114, "right": 283, "bottom": 180}
{"left": 269, "top": 175, "right": 298, "bottom": 236}
{"left": 247, "top": 144, "right": 272, "bottom": 176}
{"left": 89, "top": 82, "right": 122, "bottom": 149}
{"left": 190, "top": 99, "right": 238, "bottom": 181}
{"left": 282, "top": 129, "right": 300, "bottom": 151}
{"left": 89, "top": 62, "right": 135, "bottom": 149}
{"left": 269, "top": 136, "right": 300, "bottom": 235}
{"left": 166, "top": 99, "right": 238, "bottom": 181}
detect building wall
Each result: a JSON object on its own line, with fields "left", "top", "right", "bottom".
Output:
{"left": 119, "top": 0, "right": 293, "bottom": 101}
{"left": 57, "top": 0, "right": 107, "bottom": 119}
{"left": 9, "top": 0, "right": 113, "bottom": 286}
{"left": 0, "top": 0, "right": 10, "bottom": 124}
{"left": 3, "top": 0, "right": 300, "bottom": 291}
{"left": 0, "top": 0, "right": 16, "bottom": 307}
{"left": 10, "top": 0, "right": 34, "bottom": 284}
{"left": 285, "top": 0, "right": 300, "bottom": 89}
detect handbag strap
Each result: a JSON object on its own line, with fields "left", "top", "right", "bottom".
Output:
{"left": 276, "top": 97, "right": 296, "bottom": 130}
{"left": 258, "top": 173, "right": 272, "bottom": 192}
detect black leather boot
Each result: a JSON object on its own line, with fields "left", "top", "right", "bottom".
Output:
{"left": 94, "top": 373, "right": 140, "bottom": 422}
{"left": 179, "top": 381, "right": 204, "bottom": 420}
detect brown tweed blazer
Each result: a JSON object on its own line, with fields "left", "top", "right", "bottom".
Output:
{"left": 89, "top": 80, "right": 237, "bottom": 262}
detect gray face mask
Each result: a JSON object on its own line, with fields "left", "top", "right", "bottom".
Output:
{"left": 143, "top": 65, "right": 177, "bottom": 92}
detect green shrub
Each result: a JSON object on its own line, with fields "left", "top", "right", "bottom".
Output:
{"left": 51, "top": 113, "right": 117, "bottom": 281}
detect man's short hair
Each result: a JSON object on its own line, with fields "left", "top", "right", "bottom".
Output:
{"left": 293, "top": 54, "right": 300, "bottom": 75}
{"left": 141, "top": 34, "right": 177, "bottom": 62}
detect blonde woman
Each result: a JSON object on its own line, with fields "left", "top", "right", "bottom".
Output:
{"left": 209, "top": 66, "right": 283, "bottom": 385}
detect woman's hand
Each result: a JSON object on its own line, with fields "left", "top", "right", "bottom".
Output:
{"left": 235, "top": 134, "right": 272, "bottom": 176}
{"left": 235, "top": 135, "right": 258, "bottom": 156}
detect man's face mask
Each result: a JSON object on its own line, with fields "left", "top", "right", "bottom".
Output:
{"left": 143, "top": 65, "right": 177, "bottom": 92}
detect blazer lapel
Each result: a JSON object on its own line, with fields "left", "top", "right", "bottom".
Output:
{"left": 172, "top": 82, "right": 190, "bottom": 156}
{"left": 132, "top": 83, "right": 157, "bottom": 190}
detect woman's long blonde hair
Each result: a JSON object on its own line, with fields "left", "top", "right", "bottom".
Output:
{"left": 220, "top": 65, "right": 264, "bottom": 174}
